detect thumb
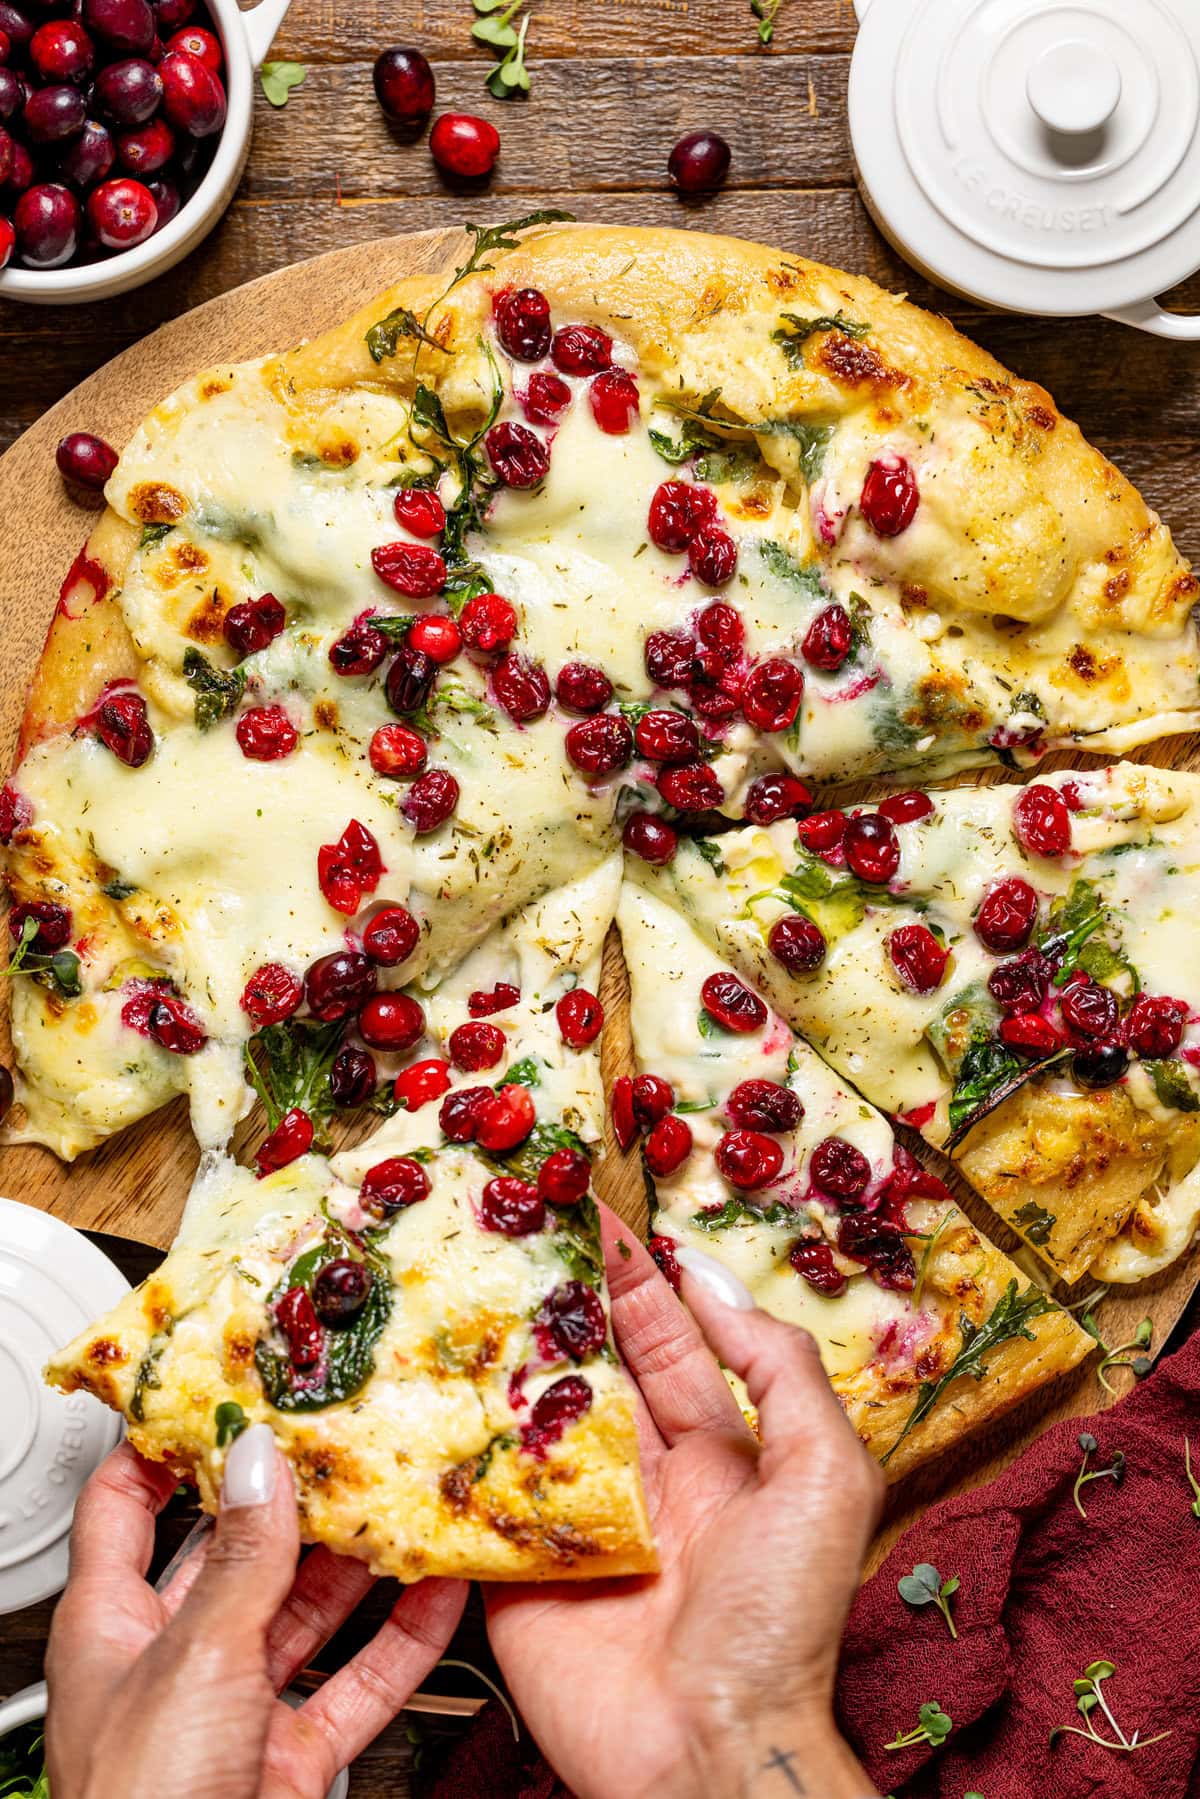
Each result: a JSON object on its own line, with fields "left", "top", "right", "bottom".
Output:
{"left": 176, "top": 1424, "right": 300, "bottom": 1644}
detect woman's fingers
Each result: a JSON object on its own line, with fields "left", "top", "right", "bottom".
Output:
{"left": 599, "top": 1206, "right": 747, "bottom": 1447}
{"left": 169, "top": 1426, "right": 300, "bottom": 1648}
{"left": 264, "top": 1546, "right": 377, "bottom": 1692}
{"left": 64, "top": 1442, "right": 180, "bottom": 1594}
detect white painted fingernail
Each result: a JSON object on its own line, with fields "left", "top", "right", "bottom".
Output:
{"left": 676, "top": 1247, "right": 756, "bottom": 1311}
{"left": 222, "top": 1423, "right": 277, "bottom": 1508}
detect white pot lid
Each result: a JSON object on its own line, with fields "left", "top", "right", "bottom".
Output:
{"left": 0, "top": 1197, "right": 129, "bottom": 1616}
{"left": 848, "top": 0, "right": 1200, "bottom": 335}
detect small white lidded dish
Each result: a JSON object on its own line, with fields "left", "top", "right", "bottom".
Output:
{"left": 848, "top": 0, "right": 1200, "bottom": 337}
{"left": 0, "top": 0, "right": 293, "bottom": 307}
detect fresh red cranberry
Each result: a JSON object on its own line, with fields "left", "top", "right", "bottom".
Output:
{"left": 329, "top": 1044, "right": 376, "bottom": 1107}
{"left": 768, "top": 913, "right": 826, "bottom": 974}
{"left": 523, "top": 371, "right": 572, "bottom": 425}
{"left": 475, "top": 1082, "right": 536, "bottom": 1152}
{"left": 727, "top": 1078, "right": 802, "bottom": 1133}
{"left": 429, "top": 111, "right": 499, "bottom": 178}
{"left": 439, "top": 1083, "right": 492, "bottom": 1142}
{"left": 317, "top": 819, "right": 383, "bottom": 915}
{"left": 557, "top": 988, "right": 603, "bottom": 1048}
{"left": 1060, "top": 977, "right": 1119, "bottom": 1041}
{"left": 644, "top": 1113, "right": 692, "bottom": 1175}
{"left": 0, "top": 70, "right": 17, "bottom": 125}
{"left": 843, "top": 812, "right": 899, "bottom": 883}
{"left": 273, "top": 1280, "right": 322, "bottom": 1361}
{"left": 479, "top": 1175, "right": 545, "bottom": 1236}
{"left": 360, "top": 1154, "right": 431, "bottom": 1218}
{"left": 565, "top": 712, "right": 634, "bottom": 777}
{"left": 0, "top": 8, "right": 26, "bottom": 57}
{"left": 312, "top": 1259, "right": 373, "bottom": 1327}
{"left": 223, "top": 593, "right": 284, "bottom": 658}
{"left": 385, "top": 645, "right": 436, "bottom": 714}
{"left": 240, "top": 962, "right": 302, "bottom": 1027}
{"left": 555, "top": 661, "right": 612, "bottom": 714}
{"left": 687, "top": 646, "right": 743, "bottom": 722}
{"left": 1060, "top": 780, "right": 1085, "bottom": 812}
{"left": 460, "top": 591, "right": 517, "bottom": 653}
{"left": 644, "top": 628, "right": 695, "bottom": 688}
{"left": 631, "top": 1073, "right": 675, "bottom": 1128}
{"left": 86, "top": 172, "right": 157, "bottom": 245}
{"left": 539, "top": 1279, "right": 607, "bottom": 1361}
{"left": 469, "top": 982, "right": 520, "bottom": 1016}
{"left": 51, "top": 396, "right": 121, "bottom": 480}
{"left": 999, "top": 1013, "right": 1061, "bottom": 1059}
{"left": 975, "top": 877, "right": 1039, "bottom": 953}
{"left": 537, "top": 1146, "right": 590, "bottom": 1208}
{"left": 550, "top": 323, "right": 612, "bottom": 375}
{"left": 988, "top": 948, "right": 1051, "bottom": 1015}
{"left": 800, "top": 603, "right": 853, "bottom": 672}
{"left": 93, "top": 55, "right": 160, "bottom": 123}
{"left": 369, "top": 722, "right": 427, "bottom": 779}
{"left": 701, "top": 971, "right": 767, "bottom": 1034}
{"left": 648, "top": 1234, "right": 682, "bottom": 1291}
{"left": 696, "top": 601, "right": 743, "bottom": 660}
{"left": 667, "top": 128, "right": 730, "bottom": 193}
{"left": 742, "top": 657, "right": 804, "bottom": 732}
{"left": 658, "top": 761, "right": 724, "bottom": 811}
{"left": 789, "top": 1238, "right": 847, "bottom": 1296}
{"left": 235, "top": 704, "right": 295, "bottom": 762}
{"left": 493, "top": 654, "right": 550, "bottom": 723}
{"left": 860, "top": 456, "right": 919, "bottom": 536}
{"left": 622, "top": 811, "right": 677, "bottom": 864}
{"left": 1013, "top": 784, "right": 1071, "bottom": 858}
{"left": 154, "top": 0, "right": 198, "bottom": 25}
{"left": 304, "top": 949, "right": 376, "bottom": 1022}
{"left": 164, "top": 24, "right": 220, "bottom": 68}
{"left": 878, "top": 791, "right": 934, "bottom": 826}
{"left": 888, "top": 923, "right": 948, "bottom": 994}
{"left": 744, "top": 773, "right": 812, "bottom": 826}
{"left": 407, "top": 615, "right": 460, "bottom": 664}
{"left": 147, "top": 172, "right": 179, "bottom": 230}
{"left": 393, "top": 487, "right": 446, "bottom": 538}
{"left": 1073, "top": 1040, "right": 1129, "bottom": 1089}
{"left": 359, "top": 991, "right": 424, "bottom": 1052}
{"left": 589, "top": 367, "right": 639, "bottom": 434}
{"left": 634, "top": 709, "right": 699, "bottom": 764}
{"left": 254, "top": 1105, "right": 315, "bottom": 1178}
{"left": 0, "top": 786, "right": 31, "bottom": 845}
{"left": 495, "top": 286, "right": 551, "bottom": 362}
{"left": 329, "top": 615, "right": 390, "bottom": 676}
{"left": 394, "top": 1057, "right": 451, "bottom": 1112}
{"left": 449, "top": 1019, "right": 505, "bottom": 1072}
{"left": 688, "top": 522, "right": 737, "bottom": 588}
{"left": 30, "top": 20, "right": 94, "bottom": 80}
{"left": 610, "top": 1075, "right": 637, "bottom": 1150}
{"left": 647, "top": 480, "right": 715, "bottom": 554}
{"left": 83, "top": 0, "right": 155, "bottom": 55}
{"left": 810, "top": 1136, "right": 870, "bottom": 1202}
{"left": 362, "top": 905, "right": 419, "bottom": 967}
{"left": 798, "top": 809, "right": 846, "bottom": 858}
{"left": 1127, "top": 993, "right": 1187, "bottom": 1059}
{"left": 836, "top": 1213, "right": 915, "bottom": 1290}
{"left": 159, "top": 47, "right": 225, "bottom": 135}
{"left": 116, "top": 116, "right": 173, "bottom": 175}
{"left": 10, "top": 899, "right": 71, "bottom": 953}
{"left": 60, "top": 119, "right": 115, "bottom": 187}
{"left": 715, "top": 1128, "right": 783, "bottom": 1190}
{"left": 123, "top": 984, "right": 206, "bottom": 1054}
{"left": 14, "top": 183, "right": 80, "bottom": 267}
{"left": 371, "top": 540, "right": 446, "bottom": 598}
{"left": 521, "top": 1372, "right": 593, "bottom": 1457}
{"left": 372, "top": 45, "right": 434, "bottom": 129}
{"left": 485, "top": 420, "right": 549, "bottom": 488}
{"left": 402, "top": 767, "right": 459, "bottom": 832}
{"left": 95, "top": 689, "right": 152, "bottom": 765}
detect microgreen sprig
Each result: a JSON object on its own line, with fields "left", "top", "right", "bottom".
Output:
{"left": 897, "top": 1562, "right": 960, "bottom": 1640}
{"left": 884, "top": 1700, "right": 952, "bottom": 1753}
{"left": 1078, "top": 1309, "right": 1154, "bottom": 1395}
{"left": 1073, "top": 1432, "right": 1126, "bottom": 1519}
{"left": 1049, "top": 1659, "right": 1170, "bottom": 1754}
{"left": 750, "top": 0, "right": 784, "bottom": 46}
{"left": 472, "top": 0, "right": 532, "bottom": 97}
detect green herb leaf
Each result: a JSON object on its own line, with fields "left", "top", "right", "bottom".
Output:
{"left": 897, "top": 1561, "right": 959, "bottom": 1639}
{"left": 502, "top": 1055, "right": 541, "bottom": 1088}
{"left": 214, "top": 1400, "right": 248, "bottom": 1446}
{"left": 244, "top": 1017, "right": 346, "bottom": 1145}
{"left": 693, "top": 837, "right": 727, "bottom": 876}
{"left": 6, "top": 913, "right": 82, "bottom": 999}
{"left": 750, "top": 0, "right": 784, "bottom": 45}
{"left": 1144, "top": 1058, "right": 1200, "bottom": 1113}
{"left": 758, "top": 538, "right": 828, "bottom": 600}
{"left": 257, "top": 1229, "right": 391, "bottom": 1411}
{"left": 183, "top": 647, "right": 245, "bottom": 732}
{"left": 884, "top": 1699, "right": 953, "bottom": 1752}
{"left": 452, "top": 210, "right": 574, "bottom": 290}
{"left": 549, "top": 1193, "right": 605, "bottom": 1288}
{"left": 689, "top": 1196, "right": 799, "bottom": 1231}
{"left": 772, "top": 310, "right": 870, "bottom": 368}
{"left": 366, "top": 305, "right": 445, "bottom": 364}
{"left": 1012, "top": 1199, "right": 1056, "bottom": 1246}
{"left": 260, "top": 60, "right": 307, "bottom": 106}
{"left": 138, "top": 521, "right": 173, "bottom": 550}
{"left": 101, "top": 878, "right": 136, "bottom": 901}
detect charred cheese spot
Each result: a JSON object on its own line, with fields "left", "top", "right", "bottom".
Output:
{"left": 317, "top": 436, "right": 359, "bottom": 469}
{"left": 439, "top": 1464, "right": 474, "bottom": 1514}
{"left": 1025, "top": 403, "right": 1056, "bottom": 431}
{"left": 294, "top": 1441, "right": 362, "bottom": 1489}
{"left": 313, "top": 698, "right": 339, "bottom": 732}
{"left": 141, "top": 1283, "right": 173, "bottom": 1330}
{"left": 200, "top": 376, "right": 233, "bottom": 399}
{"left": 128, "top": 482, "right": 187, "bottom": 524}
{"left": 183, "top": 589, "right": 229, "bottom": 645}
{"left": 1104, "top": 570, "right": 1131, "bottom": 602}
{"left": 817, "top": 331, "right": 907, "bottom": 391}
{"left": 222, "top": 1328, "right": 256, "bottom": 1372}
{"left": 87, "top": 1336, "right": 127, "bottom": 1367}
{"left": 765, "top": 266, "right": 804, "bottom": 296}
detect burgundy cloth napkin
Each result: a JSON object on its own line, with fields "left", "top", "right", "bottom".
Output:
{"left": 430, "top": 1330, "right": 1200, "bottom": 1798}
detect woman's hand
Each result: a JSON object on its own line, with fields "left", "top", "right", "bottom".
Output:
{"left": 486, "top": 1211, "right": 883, "bottom": 1799}
{"left": 46, "top": 1426, "right": 467, "bottom": 1799}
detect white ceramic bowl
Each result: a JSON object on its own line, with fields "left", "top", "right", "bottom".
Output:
{"left": 0, "top": 1682, "right": 350, "bottom": 1798}
{"left": 0, "top": 0, "right": 293, "bottom": 306}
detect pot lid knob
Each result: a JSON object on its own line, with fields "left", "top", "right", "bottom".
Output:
{"left": 1026, "top": 37, "right": 1122, "bottom": 139}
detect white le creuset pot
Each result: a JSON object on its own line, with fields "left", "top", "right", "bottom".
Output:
{"left": 848, "top": 0, "right": 1200, "bottom": 337}
{"left": 0, "top": 0, "right": 293, "bottom": 305}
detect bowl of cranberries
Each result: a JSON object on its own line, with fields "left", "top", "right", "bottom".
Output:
{"left": 0, "top": 0, "right": 292, "bottom": 303}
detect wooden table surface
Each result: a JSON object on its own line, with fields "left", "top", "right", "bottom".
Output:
{"left": 3, "top": 3, "right": 1200, "bottom": 1792}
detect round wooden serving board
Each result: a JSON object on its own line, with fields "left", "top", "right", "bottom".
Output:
{"left": 0, "top": 225, "right": 1197, "bottom": 1568}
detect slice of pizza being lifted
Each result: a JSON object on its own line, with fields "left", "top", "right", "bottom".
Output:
{"left": 616, "top": 882, "right": 1091, "bottom": 1477}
